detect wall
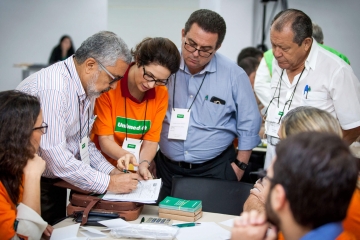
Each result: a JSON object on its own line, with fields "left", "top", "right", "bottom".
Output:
{"left": 0, "top": 0, "right": 108, "bottom": 91}
{"left": 252, "top": 0, "right": 360, "bottom": 78}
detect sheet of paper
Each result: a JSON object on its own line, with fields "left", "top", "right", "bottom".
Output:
{"left": 219, "top": 218, "right": 235, "bottom": 227}
{"left": 98, "top": 218, "right": 131, "bottom": 229}
{"left": 80, "top": 226, "right": 107, "bottom": 239}
{"left": 51, "top": 223, "right": 84, "bottom": 240}
{"left": 103, "top": 179, "right": 162, "bottom": 203}
{"left": 175, "top": 222, "right": 230, "bottom": 240}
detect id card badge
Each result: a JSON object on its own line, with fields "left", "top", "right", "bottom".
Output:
{"left": 168, "top": 108, "right": 191, "bottom": 140}
{"left": 79, "top": 136, "right": 90, "bottom": 165}
{"left": 122, "top": 138, "right": 143, "bottom": 171}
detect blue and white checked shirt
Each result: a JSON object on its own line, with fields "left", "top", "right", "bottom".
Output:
{"left": 159, "top": 52, "right": 261, "bottom": 163}
{"left": 16, "top": 56, "right": 114, "bottom": 193}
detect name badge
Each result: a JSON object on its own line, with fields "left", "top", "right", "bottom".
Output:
{"left": 79, "top": 136, "right": 90, "bottom": 165}
{"left": 122, "top": 138, "right": 143, "bottom": 171}
{"left": 266, "top": 121, "right": 280, "bottom": 138}
{"left": 168, "top": 108, "right": 191, "bottom": 140}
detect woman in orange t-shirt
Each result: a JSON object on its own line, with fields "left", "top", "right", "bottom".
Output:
{"left": 93, "top": 37, "right": 180, "bottom": 179}
{"left": 0, "top": 90, "right": 52, "bottom": 239}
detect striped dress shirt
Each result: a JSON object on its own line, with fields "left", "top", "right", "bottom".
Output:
{"left": 16, "top": 56, "right": 115, "bottom": 193}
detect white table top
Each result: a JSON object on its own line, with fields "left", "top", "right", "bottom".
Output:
{"left": 53, "top": 205, "right": 236, "bottom": 239}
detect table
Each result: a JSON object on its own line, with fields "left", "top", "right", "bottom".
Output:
{"left": 14, "top": 63, "right": 48, "bottom": 80}
{"left": 53, "top": 205, "right": 235, "bottom": 239}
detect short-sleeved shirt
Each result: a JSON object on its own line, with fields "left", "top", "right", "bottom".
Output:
{"left": 92, "top": 63, "right": 168, "bottom": 165}
{"left": 159, "top": 52, "right": 262, "bottom": 163}
{"left": 265, "top": 40, "right": 360, "bottom": 138}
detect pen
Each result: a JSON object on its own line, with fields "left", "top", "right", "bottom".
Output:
{"left": 140, "top": 217, "right": 145, "bottom": 224}
{"left": 123, "top": 169, "right": 142, "bottom": 185}
{"left": 173, "top": 223, "right": 201, "bottom": 228}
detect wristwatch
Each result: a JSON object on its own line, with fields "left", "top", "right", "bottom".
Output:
{"left": 234, "top": 159, "right": 248, "bottom": 171}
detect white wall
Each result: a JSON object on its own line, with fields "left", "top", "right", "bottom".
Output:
{"left": 252, "top": 0, "right": 360, "bottom": 78}
{"left": 0, "top": 0, "right": 108, "bottom": 91}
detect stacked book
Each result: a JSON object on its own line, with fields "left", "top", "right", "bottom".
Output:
{"left": 158, "top": 196, "right": 202, "bottom": 222}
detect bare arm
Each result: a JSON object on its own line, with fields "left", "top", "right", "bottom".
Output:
{"left": 343, "top": 126, "right": 360, "bottom": 145}
{"left": 243, "top": 194, "right": 266, "bottom": 213}
{"left": 138, "top": 140, "right": 158, "bottom": 180}
{"left": 231, "top": 150, "right": 252, "bottom": 181}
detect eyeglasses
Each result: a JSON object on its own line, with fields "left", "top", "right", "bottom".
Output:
{"left": 142, "top": 65, "right": 169, "bottom": 86}
{"left": 96, "top": 60, "right": 123, "bottom": 85}
{"left": 33, "top": 121, "right": 48, "bottom": 134}
{"left": 249, "top": 169, "right": 273, "bottom": 182}
{"left": 184, "top": 39, "right": 213, "bottom": 58}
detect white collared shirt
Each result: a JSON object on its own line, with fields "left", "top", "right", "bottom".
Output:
{"left": 265, "top": 40, "right": 360, "bottom": 138}
{"left": 16, "top": 57, "right": 114, "bottom": 193}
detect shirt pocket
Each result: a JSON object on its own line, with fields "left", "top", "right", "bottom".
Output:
{"left": 196, "top": 100, "right": 227, "bottom": 126}
{"left": 301, "top": 91, "right": 329, "bottom": 109}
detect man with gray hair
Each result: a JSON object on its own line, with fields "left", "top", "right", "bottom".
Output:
{"left": 17, "top": 31, "right": 141, "bottom": 225}
{"left": 263, "top": 9, "right": 360, "bottom": 168}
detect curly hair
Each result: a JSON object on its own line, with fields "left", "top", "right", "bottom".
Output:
{"left": 131, "top": 37, "right": 180, "bottom": 75}
{"left": 0, "top": 90, "right": 40, "bottom": 205}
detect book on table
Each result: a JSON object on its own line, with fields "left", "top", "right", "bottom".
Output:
{"left": 159, "top": 196, "right": 202, "bottom": 212}
{"left": 159, "top": 211, "right": 203, "bottom": 222}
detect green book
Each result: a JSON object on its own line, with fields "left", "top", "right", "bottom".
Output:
{"left": 159, "top": 196, "right": 202, "bottom": 212}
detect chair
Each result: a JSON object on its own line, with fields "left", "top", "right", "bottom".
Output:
{"left": 171, "top": 176, "right": 253, "bottom": 216}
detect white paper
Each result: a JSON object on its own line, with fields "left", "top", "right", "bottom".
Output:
{"left": 168, "top": 108, "right": 191, "bottom": 140}
{"left": 51, "top": 223, "right": 88, "bottom": 240}
{"left": 98, "top": 218, "right": 131, "bottom": 229}
{"left": 219, "top": 218, "right": 235, "bottom": 227}
{"left": 103, "top": 179, "right": 162, "bottom": 203}
{"left": 80, "top": 226, "right": 107, "bottom": 239}
{"left": 122, "top": 137, "right": 142, "bottom": 171}
{"left": 175, "top": 222, "right": 230, "bottom": 240}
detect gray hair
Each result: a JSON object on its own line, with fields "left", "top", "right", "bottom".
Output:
{"left": 272, "top": 9, "right": 312, "bottom": 46}
{"left": 75, "top": 31, "right": 131, "bottom": 67}
{"left": 312, "top": 23, "right": 324, "bottom": 44}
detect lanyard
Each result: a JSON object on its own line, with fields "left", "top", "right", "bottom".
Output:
{"left": 124, "top": 97, "right": 148, "bottom": 141}
{"left": 64, "top": 62, "right": 90, "bottom": 141}
{"left": 172, "top": 65, "right": 208, "bottom": 112}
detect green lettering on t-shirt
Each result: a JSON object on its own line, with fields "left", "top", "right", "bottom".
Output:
{"left": 115, "top": 117, "right": 151, "bottom": 135}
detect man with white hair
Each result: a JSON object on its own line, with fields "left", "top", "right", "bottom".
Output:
{"left": 17, "top": 31, "right": 143, "bottom": 225}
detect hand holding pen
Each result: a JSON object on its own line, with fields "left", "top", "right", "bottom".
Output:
{"left": 117, "top": 153, "right": 139, "bottom": 172}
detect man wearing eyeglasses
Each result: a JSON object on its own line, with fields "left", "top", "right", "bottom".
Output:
{"left": 155, "top": 9, "right": 262, "bottom": 200}
{"left": 16, "top": 31, "right": 142, "bottom": 225}
{"left": 231, "top": 132, "right": 358, "bottom": 239}
{"left": 263, "top": 9, "right": 360, "bottom": 169}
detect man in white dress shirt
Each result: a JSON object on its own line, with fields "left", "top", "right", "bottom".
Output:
{"left": 17, "top": 31, "right": 142, "bottom": 225}
{"left": 264, "top": 9, "right": 360, "bottom": 168}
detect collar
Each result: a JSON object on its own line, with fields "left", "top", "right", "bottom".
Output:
{"left": 304, "top": 38, "right": 318, "bottom": 71}
{"left": 65, "top": 56, "right": 86, "bottom": 101}
{"left": 179, "top": 50, "right": 217, "bottom": 75}
{"left": 121, "top": 62, "right": 155, "bottom": 103}
{"left": 300, "top": 222, "right": 343, "bottom": 240}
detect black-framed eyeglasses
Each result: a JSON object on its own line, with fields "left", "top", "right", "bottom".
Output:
{"left": 96, "top": 59, "right": 123, "bottom": 85}
{"left": 249, "top": 169, "right": 273, "bottom": 182}
{"left": 184, "top": 39, "right": 213, "bottom": 58}
{"left": 142, "top": 65, "right": 169, "bottom": 86}
{"left": 33, "top": 121, "right": 48, "bottom": 134}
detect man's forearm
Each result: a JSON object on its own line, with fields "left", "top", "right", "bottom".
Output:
{"left": 236, "top": 150, "right": 252, "bottom": 163}
{"left": 343, "top": 126, "right": 360, "bottom": 145}
{"left": 243, "top": 194, "right": 266, "bottom": 214}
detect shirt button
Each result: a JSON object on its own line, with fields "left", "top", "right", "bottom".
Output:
{"left": 190, "top": 95, "right": 193, "bottom": 98}
{"left": 185, "top": 151, "right": 188, "bottom": 154}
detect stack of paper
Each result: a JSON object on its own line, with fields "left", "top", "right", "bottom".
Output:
{"left": 158, "top": 196, "right": 203, "bottom": 222}
{"left": 102, "top": 179, "right": 162, "bottom": 204}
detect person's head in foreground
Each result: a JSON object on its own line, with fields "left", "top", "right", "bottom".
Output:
{"left": 130, "top": 37, "right": 180, "bottom": 97}
{"left": 232, "top": 132, "right": 358, "bottom": 240}
{"left": 0, "top": 90, "right": 45, "bottom": 205}
{"left": 270, "top": 9, "right": 313, "bottom": 71}
{"left": 279, "top": 106, "right": 343, "bottom": 139}
{"left": 74, "top": 31, "right": 132, "bottom": 98}
{"left": 181, "top": 9, "right": 226, "bottom": 74}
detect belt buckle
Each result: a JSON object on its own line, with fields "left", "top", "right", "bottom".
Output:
{"left": 189, "top": 163, "right": 192, "bottom": 169}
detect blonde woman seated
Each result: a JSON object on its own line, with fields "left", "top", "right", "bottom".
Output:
{"left": 0, "top": 91, "right": 52, "bottom": 239}
{"left": 242, "top": 106, "right": 360, "bottom": 239}
{"left": 92, "top": 37, "right": 180, "bottom": 178}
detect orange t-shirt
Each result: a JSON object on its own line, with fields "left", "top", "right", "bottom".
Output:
{"left": 0, "top": 179, "right": 24, "bottom": 240}
{"left": 92, "top": 63, "right": 168, "bottom": 166}
{"left": 343, "top": 187, "right": 360, "bottom": 239}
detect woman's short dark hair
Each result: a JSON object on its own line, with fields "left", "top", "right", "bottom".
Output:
{"left": 184, "top": 9, "right": 226, "bottom": 49}
{"left": 0, "top": 90, "right": 40, "bottom": 205}
{"left": 274, "top": 132, "right": 358, "bottom": 229}
{"left": 132, "top": 37, "right": 180, "bottom": 74}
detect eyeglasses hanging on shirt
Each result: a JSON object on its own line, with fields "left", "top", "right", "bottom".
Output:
{"left": 168, "top": 64, "right": 208, "bottom": 140}
{"left": 263, "top": 67, "right": 306, "bottom": 124}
